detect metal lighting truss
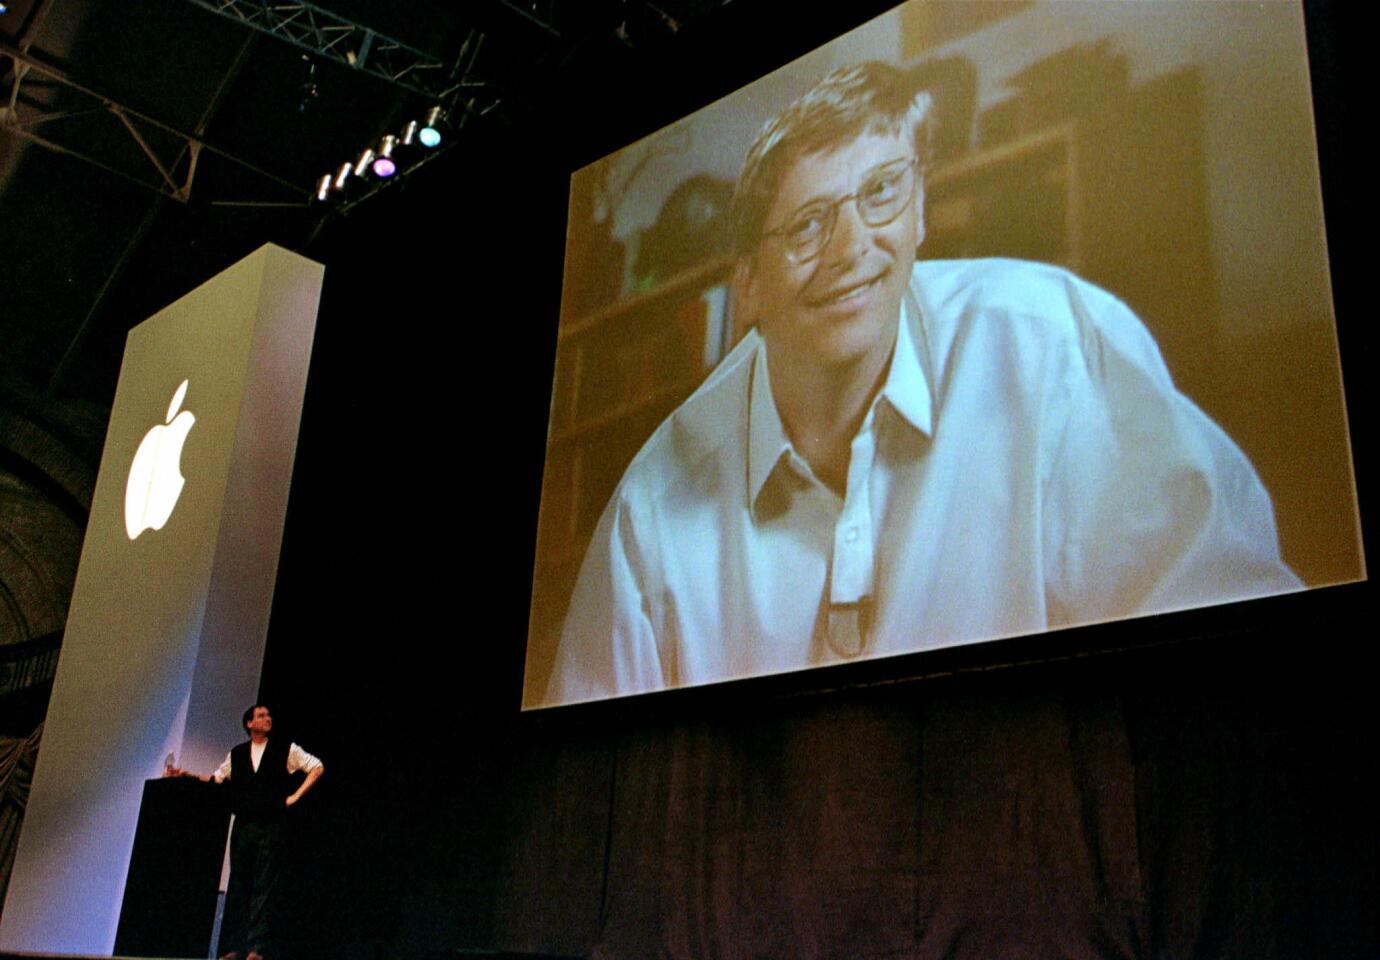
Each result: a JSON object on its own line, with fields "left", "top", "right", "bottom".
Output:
{"left": 2, "top": 0, "right": 727, "bottom": 207}
{"left": 0, "top": 0, "right": 492, "bottom": 205}
{"left": 182, "top": 0, "right": 488, "bottom": 106}
{"left": 182, "top": 0, "right": 506, "bottom": 197}
{"left": 496, "top": 0, "right": 559, "bottom": 37}
{"left": 0, "top": 37, "right": 302, "bottom": 204}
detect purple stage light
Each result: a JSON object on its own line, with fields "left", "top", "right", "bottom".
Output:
{"left": 370, "top": 134, "right": 399, "bottom": 179}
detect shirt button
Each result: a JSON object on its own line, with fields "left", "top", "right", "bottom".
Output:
{"left": 845, "top": 526, "right": 859, "bottom": 543}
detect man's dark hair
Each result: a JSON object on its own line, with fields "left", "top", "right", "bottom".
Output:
{"left": 730, "top": 60, "right": 934, "bottom": 257}
{"left": 242, "top": 703, "right": 269, "bottom": 731}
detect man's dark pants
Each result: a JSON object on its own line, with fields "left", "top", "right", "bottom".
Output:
{"left": 220, "top": 815, "right": 283, "bottom": 956}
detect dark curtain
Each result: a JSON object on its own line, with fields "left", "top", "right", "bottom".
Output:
{"left": 0, "top": 723, "right": 41, "bottom": 923}
{"left": 495, "top": 644, "right": 1372, "bottom": 960}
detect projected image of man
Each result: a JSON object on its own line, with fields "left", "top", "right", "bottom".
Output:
{"left": 548, "top": 61, "right": 1300, "bottom": 704}
{"left": 168, "top": 704, "right": 323, "bottom": 960}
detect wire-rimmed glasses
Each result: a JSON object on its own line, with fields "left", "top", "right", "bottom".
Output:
{"left": 762, "top": 157, "right": 919, "bottom": 264}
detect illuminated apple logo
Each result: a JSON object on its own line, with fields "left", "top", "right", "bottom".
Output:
{"left": 124, "top": 379, "right": 196, "bottom": 540}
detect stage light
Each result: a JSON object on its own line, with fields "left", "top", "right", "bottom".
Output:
{"left": 418, "top": 106, "right": 445, "bottom": 148}
{"left": 371, "top": 135, "right": 398, "bottom": 178}
{"left": 331, "top": 161, "right": 352, "bottom": 192}
{"left": 310, "top": 108, "right": 448, "bottom": 204}
{"left": 351, "top": 148, "right": 375, "bottom": 179}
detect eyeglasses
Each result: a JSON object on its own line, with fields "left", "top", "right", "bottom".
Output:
{"left": 762, "top": 157, "right": 918, "bottom": 264}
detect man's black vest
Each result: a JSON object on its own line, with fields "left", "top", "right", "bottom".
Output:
{"left": 228, "top": 737, "right": 292, "bottom": 820}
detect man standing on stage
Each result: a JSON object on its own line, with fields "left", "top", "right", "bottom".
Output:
{"left": 168, "top": 703, "right": 323, "bottom": 960}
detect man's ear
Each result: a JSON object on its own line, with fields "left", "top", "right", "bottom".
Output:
{"left": 732, "top": 258, "right": 759, "bottom": 329}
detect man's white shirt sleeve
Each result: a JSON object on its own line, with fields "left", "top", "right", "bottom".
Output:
{"left": 287, "top": 743, "right": 323, "bottom": 775}
{"left": 211, "top": 743, "right": 322, "bottom": 781}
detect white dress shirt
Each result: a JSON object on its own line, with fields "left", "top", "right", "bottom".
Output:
{"left": 212, "top": 741, "right": 322, "bottom": 783}
{"left": 546, "top": 259, "right": 1300, "bottom": 706}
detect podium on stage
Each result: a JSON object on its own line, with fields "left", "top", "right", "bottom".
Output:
{"left": 114, "top": 777, "right": 230, "bottom": 958}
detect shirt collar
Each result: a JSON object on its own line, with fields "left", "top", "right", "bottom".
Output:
{"left": 879, "top": 285, "right": 935, "bottom": 437}
{"left": 747, "top": 283, "right": 934, "bottom": 512}
{"left": 747, "top": 344, "right": 792, "bottom": 510}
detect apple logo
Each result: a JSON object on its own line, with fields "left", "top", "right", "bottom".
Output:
{"left": 124, "top": 379, "right": 197, "bottom": 540}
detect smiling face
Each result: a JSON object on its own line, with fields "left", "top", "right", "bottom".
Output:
{"left": 739, "top": 129, "right": 924, "bottom": 376}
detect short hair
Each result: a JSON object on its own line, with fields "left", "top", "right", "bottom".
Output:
{"left": 242, "top": 703, "right": 269, "bottom": 730}
{"left": 730, "top": 61, "right": 934, "bottom": 256}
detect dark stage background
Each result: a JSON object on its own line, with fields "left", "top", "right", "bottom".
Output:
{"left": 244, "top": 2, "right": 1371, "bottom": 958}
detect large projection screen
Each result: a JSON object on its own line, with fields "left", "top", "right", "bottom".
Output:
{"left": 525, "top": 0, "right": 1363, "bottom": 710}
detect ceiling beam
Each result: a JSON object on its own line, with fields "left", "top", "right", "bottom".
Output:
{"left": 180, "top": 0, "right": 472, "bottom": 103}
{"left": 0, "top": 39, "right": 306, "bottom": 203}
